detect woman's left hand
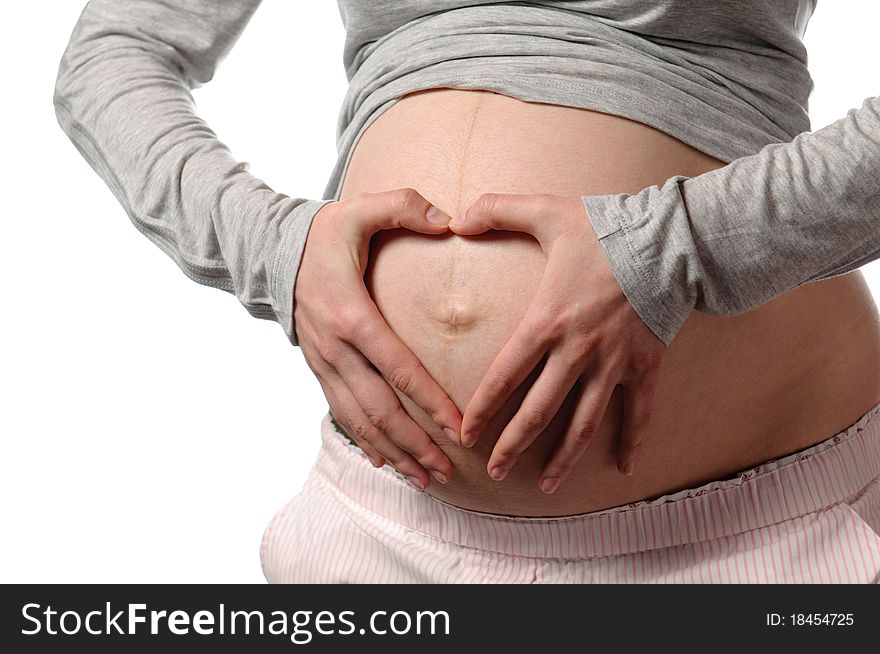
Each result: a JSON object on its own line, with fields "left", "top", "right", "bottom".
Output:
{"left": 447, "top": 193, "right": 668, "bottom": 493}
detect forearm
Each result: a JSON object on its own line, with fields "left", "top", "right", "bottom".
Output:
{"left": 582, "top": 95, "right": 880, "bottom": 346}
{"left": 53, "top": 0, "right": 330, "bottom": 345}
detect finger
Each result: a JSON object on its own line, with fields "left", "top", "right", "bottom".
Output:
{"left": 304, "top": 332, "right": 431, "bottom": 482}
{"left": 331, "top": 406, "right": 387, "bottom": 469}
{"left": 459, "top": 314, "right": 549, "bottom": 448}
{"left": 336, "top": 346, "right": 454, "bottom": 484}
{"left": 616, "top": 371, "right": 660, "bottom": 477}
{"left": 449, "top": 192, "right": 558, "bottom": 242}
{"left": 346, "top": 188, "right": 454, "bottom": 238}
{"left": 301, "top": 340, "right": 387, "bottom": 468}
{"left": 486, "top": 350, "right": 585, "bottom": 480}
{"left": 328, "top": 371, "right": 438, "bottom": 490}
{"left": 346, "top": 294, "right": 463, "bottom": 443}
{"left": 314, "top": 375, "right": 386, "bottom": 468}
{"left": 538, "top": 371, "right": 617, "bottom": 494}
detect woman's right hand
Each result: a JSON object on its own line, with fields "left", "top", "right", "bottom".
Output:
{"left": 293, "top": 188, "right": 461, "bottom": 490}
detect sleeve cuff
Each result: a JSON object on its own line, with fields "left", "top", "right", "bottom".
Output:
{"left": 581, "top": 184, "right": 694, "bottom": 347}
{"left": 270, "top": 198, "right": 336, "bottom": 347}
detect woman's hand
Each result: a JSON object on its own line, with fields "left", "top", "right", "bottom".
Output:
{"left": 294, "top": 188, "right": 462, "bottom": 490}
{"left": 448, "top": 193, "right": 668, "bottom": 493}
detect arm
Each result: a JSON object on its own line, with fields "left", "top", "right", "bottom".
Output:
{"left": 53, "top": 0, "right": 331, "bottom": 346}
{"left": 581, "top": 95, "right": 880, "bottom": 346}
{"left": 54, "top": 0, "right": 464, "bottom": 488}
{"left": 443, "top": 95, "right": 880, "bottom": 489}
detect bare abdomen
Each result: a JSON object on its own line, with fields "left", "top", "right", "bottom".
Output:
{"left": 338, "top": 88, "right": 880, "bottom": 516}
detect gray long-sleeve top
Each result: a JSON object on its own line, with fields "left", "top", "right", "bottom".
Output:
{"left": 54, "top": 0, "right": 880, "bottom": 348}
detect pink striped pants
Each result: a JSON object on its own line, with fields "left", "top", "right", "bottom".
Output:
{"left": 260, "top": 402, "right": 880, "bottom": 583}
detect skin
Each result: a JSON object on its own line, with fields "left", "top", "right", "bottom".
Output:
{"left": 446, "top": 193, "right": 667, "bottom": 493}
{"left": 306, "top": 88, "right": 880, "bottom": 517}
{"left": 295, "top": 185, "right": 664, "bottom": 495}
{"left": 293, "top": 188, "right": 464, "bottom": 490}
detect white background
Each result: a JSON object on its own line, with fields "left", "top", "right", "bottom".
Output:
{"left": 2, "top": 1, "right": 878, "bottom": 583}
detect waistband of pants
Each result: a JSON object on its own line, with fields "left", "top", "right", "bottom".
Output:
{"left": 314, "top": 402, "right": 880, "bottom": 559}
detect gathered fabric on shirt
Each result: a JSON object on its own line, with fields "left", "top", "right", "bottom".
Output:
{"left": 326, "top": 0, "right": 816, "bottom": 199}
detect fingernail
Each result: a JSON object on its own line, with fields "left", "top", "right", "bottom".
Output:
{"left": 430, "top": 469, "right": 448, "bottom": 484}
{"left": 369, "top": 455, "right": 384, "bottom": 468}
{"left": 425, "top": 205, "right": 448, "bottom": 225}
{"left": 540, "top": 477, "right": 560, "bottom": 494}
{"left": 461, "top": 432, "right": 478, "bottom": 448}
{"left": 406, "top": 475, "right": 425, "bottom": 490}
{"left": 442, "top": 427, "right": 458, "bottom": 444}
{"left": 488, "top": 465, "right": 510, "bottom": 481}
{"left": 623, "top": 460, "right": 635, "bottom": 476}
{"left": 450, "top": 211, "right": 466, "bottom": 226}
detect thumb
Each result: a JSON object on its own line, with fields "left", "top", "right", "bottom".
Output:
{"left": 348, "top": 188, "right": 453, "bottom": 239}
{"left": 448, "top": 193, "right": 554, "bottom": 242}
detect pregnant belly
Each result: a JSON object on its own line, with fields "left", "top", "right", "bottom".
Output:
{"left": 337, "top": 88, "right": 880, "bottom": 516}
